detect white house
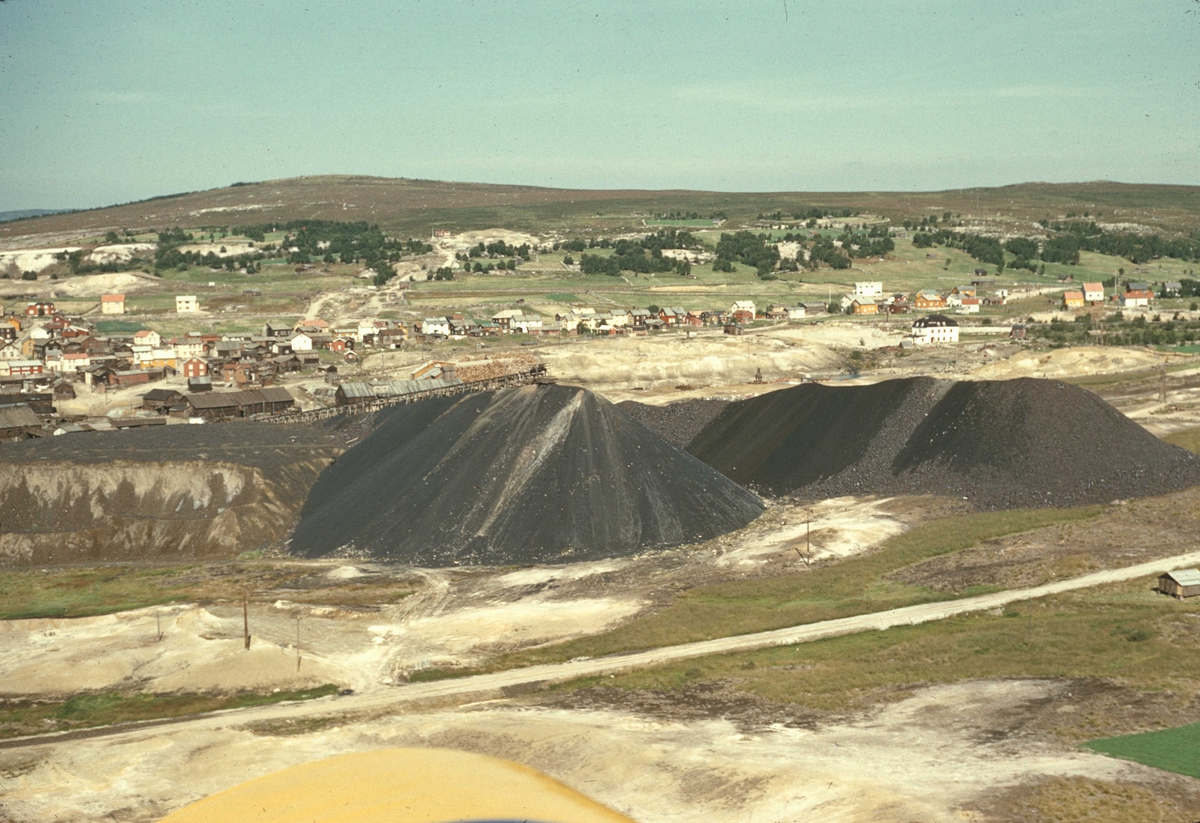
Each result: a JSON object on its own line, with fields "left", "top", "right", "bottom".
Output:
{"left": 911, "top": 314, "right": 959, "bottom": 345}
{"left": 175, "top": 295, "right": 199, "bottom": 313}
{"left": 290, "top": 332, "right": 314, "bottom": 352}
{"left": 421, "top": 317, "right": 451, "bottom": 337}
{"left": 173, "top": 339, "right": 205, "bottom": 359}
{"left": 958, "top": 297, "right": 981, "bottom": 314}
{"left": 944, "top": 292, "right": 964, "bottom": 308}
{"left": 133, "top": 329, "right": 162, "bottom": 347}
{"left": 730, "top": 300, "right": 756, "bottom": 321}
{"left": 786, "top": 306, "right": 806, "bottom": 320}
{"left": 1120, "top": 290, "right": 1153, "bottom": 309}
{"left": 1082, "top": 282, "right": 1104, "bottom": 303}
{"left": 854, "top": 281, "right": 884, "bottom": 298}
{"left": 100, "top": 294, "right": 125, "bottom": 315}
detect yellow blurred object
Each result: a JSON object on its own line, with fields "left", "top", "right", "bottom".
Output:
{"left": 157, "top": 747, "right": 637, "bottom": 823}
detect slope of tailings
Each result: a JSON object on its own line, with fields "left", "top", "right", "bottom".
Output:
{"left": 291, "top": 385, "right": 764, "bottom": 566}
{"left": 688, "top": 377, "right": 1200, "bottom": 508}
{"left": 0, "top": 424, "right": 342, "bottom": 565}
{"left": 615, "top": 399, "right": 731, "bottom": 448}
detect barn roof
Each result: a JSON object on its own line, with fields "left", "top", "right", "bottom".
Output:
{"left": 1163, "top": 569, "right": 1200, "bottom": 587}
{"left": 0, "top": 403, "right": 41, "bottom": 429}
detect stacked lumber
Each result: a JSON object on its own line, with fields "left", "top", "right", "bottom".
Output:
{"left": 453, "top": 353, "right": 541, "bottom": 383}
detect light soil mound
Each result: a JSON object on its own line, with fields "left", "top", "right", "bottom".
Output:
{"left": 157, "top": 748, "right": 635, "bottom": 823}
{"left": 687, "top": 377, "right": 1200, "bottom": 509}
{"left": 290, "top": 384, "right": 764, "bottom": 566}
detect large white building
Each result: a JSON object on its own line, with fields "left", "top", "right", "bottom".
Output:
{"left": 854, "top": 281, "right": 884, "bottom": 298}
{"left": 175, "top": 295, "right": 199, "bottom": 313}
{"left": 911, "top": 314, "right": 959, "bottom": 345}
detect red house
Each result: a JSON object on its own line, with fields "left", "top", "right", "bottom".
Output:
{"left": 182, "top": 358, "right": 208, "bottom": 378}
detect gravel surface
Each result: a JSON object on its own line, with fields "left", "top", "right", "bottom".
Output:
{"left": 688, "top": 377, "right": 1200, "bottom": 509}
{"left": 291, "top": 385, "right": 764, "bottom": 566}
{"left": 615, "top": 399, "right": 732, "bottom": 448}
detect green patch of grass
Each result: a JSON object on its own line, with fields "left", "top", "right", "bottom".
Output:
{"left": 1165, "top": 427, "right": 1200, "bottom": 455}
{"left": 94, "top": 320, "right": 148, "bottom": 334}
{"left": 495, "top": 507, "right": 1102, "bottom": 668}
{"left": 545, "top": 293, "right": 580, "bottom": 302}
{"left": 1086, "top": 722, "right": 1200, "bottom": 778}
{"left": 584, "top": 577, "right": 1195, "bottom": 721}
{"left": 0, "top": 685, "right": 339, "bottom": 740}
{"left": 0, "top": 567, "right": 193, "bottom": 620}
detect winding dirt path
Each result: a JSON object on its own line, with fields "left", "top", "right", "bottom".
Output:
{"left": 6, "top": 547, "right": 1198, "bottom": 752}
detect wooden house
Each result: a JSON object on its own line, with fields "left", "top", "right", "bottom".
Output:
{"left": 1158, "top": 569, "right": 1200, "bottom": 599}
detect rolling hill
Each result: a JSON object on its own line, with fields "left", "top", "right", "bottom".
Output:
{"left": 2, "top": 176, "right": 1199, "bottom": 242}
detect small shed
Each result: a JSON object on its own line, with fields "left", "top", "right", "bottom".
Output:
{"left": 1158, "top": 569, "right": 1200, "bottom": 599}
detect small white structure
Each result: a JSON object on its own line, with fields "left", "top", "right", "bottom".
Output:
{"left": 133, "top": 329, "right": 162, "bottom": 348}
{"left": 786, "top": 306, "right": 806, "bottom": 320}
{"left": 958, "top": 297, "right": 981, "bottom": 314}
{"left": 1082, "top": 282, "right": 1104, "bottom": 303}
{"left": 421, "top": 317, "right": 451, "bottom": 337}
{"left": 290, "top": 332, "right": 314, "bottom": 352}
{"left": 854, "top": 281, "right": 883, "bottom": 298}
{"left": 100, "top": 294, "right": 126, "bottom": 315}
{"left": 910, "top": 314, "right": 959, "bottom": 345}
{"left": 176, "top": 295, "right": 199, "bottom": 314}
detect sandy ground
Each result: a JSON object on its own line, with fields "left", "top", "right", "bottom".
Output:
{"left": 0, "top": 498, "right": 905, "bottom": 701}
{"left": 0, "top": 247, "right": 80, "bottom": 275}
{"left": 970, "top": 345, "right": 1169, "bottom": 380}
{"left": 0, "top": 679, "right": 1150, "bottom": 823}
{"left": 537, "top": 330, "right": 842, "bottom": 392}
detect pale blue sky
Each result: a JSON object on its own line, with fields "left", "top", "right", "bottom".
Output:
{"left": 1, "top": 0, "right": 1197, "bottom": 209}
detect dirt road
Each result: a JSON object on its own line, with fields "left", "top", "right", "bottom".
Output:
{"left": 8, "top": 548, "right": 1198, "bottom": 751}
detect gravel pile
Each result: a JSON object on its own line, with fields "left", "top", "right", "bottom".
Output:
{"left": 687, "top": 377, "right": 1200, "bottom": 509}
{"left": 291, "top": 384, "right": 764, "bottom": 566}
{"left": 615, "top": 399, "right": 732, "bottom": 448}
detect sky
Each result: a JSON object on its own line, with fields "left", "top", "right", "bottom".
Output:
{"left": 1, "top": 0, "right": 1198, "bottom": 209}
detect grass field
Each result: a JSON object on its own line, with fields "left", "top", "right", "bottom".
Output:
{"left": 0, "top": 685, "right": 339, "bottom": 740}
{"left": 1085, "top": 723, "right": 1200, "bottom": 778}
{"left": 485, "top": 507, "right": 1103, "bottom": 671}
{"left": 1165, "top": 427, "right": 1200, "bottom": 455}
{"left": 0, "top": 564, "right": 415, "bottom": 620}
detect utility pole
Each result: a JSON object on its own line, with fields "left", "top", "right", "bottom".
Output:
{"left": 243, "top": 589, "right": 251, "bottom": 651}
{"left": 296, "top": 616, "right": 302, "bottom": 671}
{"left": 156, "top": 609, "right": 163, "bottom": 643}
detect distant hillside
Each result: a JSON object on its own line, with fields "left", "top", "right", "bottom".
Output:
{"left": 2, "top": 175, "right": 1198, "bottom": 241}
{"left": 0, "top": 209, "right": 71, "bottom": 224}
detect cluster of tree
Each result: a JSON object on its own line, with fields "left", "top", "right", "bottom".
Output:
{"left": 467, "top": 240, "right": 532, "bottom": 259}
{"left": 1039, "top": 314, "right": 1200, "bottom": 348}
{"left": 902, "top": 212, "right": 961, "bottom": 231}
{"left": 467, "top": 259, "right": 519, "bottom": 272}
{"left": 579, "top": 244, "right": 691, "bottom": 276}
{"left": 653, "top": 210, "right": 726, "bottom": 220}
{"left": 834, "top": 227, "right": 895, "bottom": 259}
{"left": 715, "top": 231, "right": 780, "bottom": 277}
{"left": 230, "top": 220, "right": 431, "bottom": 267}
{"left": 152, "top": 227, "right": 269, "bottom": 274}
{"left": 912, "top": 229, "right": 1006, "bottom": 268}
{"left": 759, "top": 207, "right": 859, "bottom": 221}
{"left": 808, "top": 237, "right": 851, "bottom": 269}
{"left": 554, "top": 230, "right": 698, "bottom": 254}
{"left": 431, "top": 267, "right": 455, "bottom": 281}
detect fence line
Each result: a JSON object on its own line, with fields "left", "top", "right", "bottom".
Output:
{"left": 245, "top": 366, "right": 549, "bottom": 424}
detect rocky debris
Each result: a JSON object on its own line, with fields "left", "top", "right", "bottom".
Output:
{"left": 615, "top": 399, "right": 732, "bottom": 448}
{"left": 688, "top": 377, "right": 1200, "bottom": 509}
{"left": 291, "top": 384, "right": 764, "bottom": 566}
{"left": 0, "top": 423, "right": 343, "bottom": 565}
{"left": 452, "top": 353, "right": 541, "bottom": 383}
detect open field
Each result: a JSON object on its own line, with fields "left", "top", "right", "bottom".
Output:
{"left": 1086, "top": 722, "right": 1200, "bottom": 779}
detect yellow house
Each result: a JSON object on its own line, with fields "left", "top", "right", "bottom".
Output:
{"left": 851, "top": 300, "right": 879, "bottom": 315}
{"left": 1062, "top": 290, "right": 1085, "bottom": 309}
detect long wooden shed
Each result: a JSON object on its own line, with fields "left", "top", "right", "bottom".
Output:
{"left": 1158, "top": 569, "right": 1200, "bottom": 599}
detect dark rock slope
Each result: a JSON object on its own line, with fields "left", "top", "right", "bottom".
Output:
{"left": 291, "top": 384, "right": 764, "bottom": 565}
{"left": 687, "top": 377, "right": 1200, "bottom": 509}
